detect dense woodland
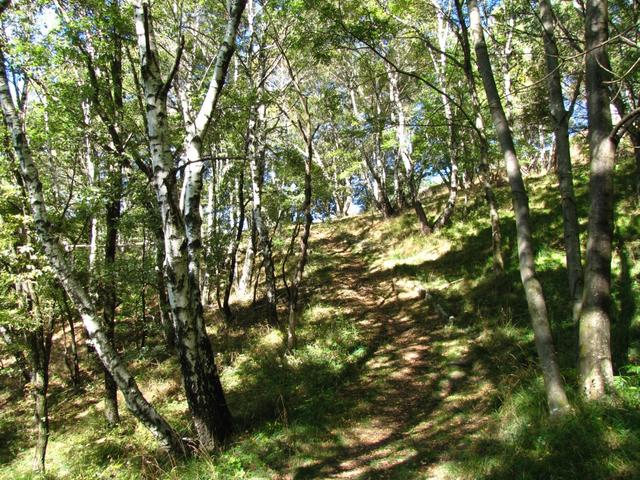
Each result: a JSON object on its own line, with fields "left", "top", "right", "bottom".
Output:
{"left": 0, "top": 0, "right": 639, "bottom": 477}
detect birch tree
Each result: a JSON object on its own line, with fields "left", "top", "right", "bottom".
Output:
{"left": 0, "top": 43, "right": 185, "bottom": 455}
{"left": 133, "top": 0, "right": 246, "bottom": 448}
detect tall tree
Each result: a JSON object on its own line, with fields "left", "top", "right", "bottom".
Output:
{"left": 467, "top": 0, "right": 570, "bottom": 415}
{"left": 538, "top": 0, "right": 583, "bottom": 323}
{"left": 452, "top": 0, "right": 504, "bottom": 272}
{"left": 133, "top": 0, "right": 246, "bottom": 448}
{"left": 578, "top": 0, "right": 616, "bottom": 399}
{"left": 0, "top": 47, "right": 185, "bottom": 455}
{"left": 275, "top": 42, "right": 316, "bottom": 351}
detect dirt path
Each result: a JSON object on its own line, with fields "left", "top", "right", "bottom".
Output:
{"left": 294, "top": 219, "right": 494, "bottom": 479}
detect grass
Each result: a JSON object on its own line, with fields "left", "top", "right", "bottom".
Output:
{"left": 1, "top": 152, "right": 639, "bottom": 479}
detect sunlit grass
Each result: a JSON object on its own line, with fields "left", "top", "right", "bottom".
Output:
{"left": 2, "top": 156, "right": 639, "bottom": 479}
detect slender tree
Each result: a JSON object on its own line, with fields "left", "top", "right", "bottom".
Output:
{"left": 0, "top": 47, "right": 185, "bottom": 454}
{"left": 467, "top": 0, "right": 570, "bottom": 415}
{"left": 538, "top": 0, "right": 583, "bottom": 323}
{"left": 452, "top": 0, "right": 504, "bottom": 272}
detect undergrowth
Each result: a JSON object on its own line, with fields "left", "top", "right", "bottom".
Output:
{"left": 1, "top": 156, "right": 639, "bottom": 479}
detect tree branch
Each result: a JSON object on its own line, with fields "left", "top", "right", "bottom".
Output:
{"left": 611, "top": 106, "right": 640, "bottom": 143}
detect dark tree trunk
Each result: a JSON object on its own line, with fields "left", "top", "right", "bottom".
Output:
{"left": 287, "top": 133, "right": 313, "bottom": 351}
{"left": 26, "top": 322, "right": 53, "bottom": 473}
{"left": 101, "top": 164, "right": 122, "bottom": 425}
{"left": 27, "top": 329, "right": 51, "bottom": 473}
{"left": 468, "top": 0, "right": 570, "bottom": 415}
{"left": 152, "top": 224, "right": 175, "bottom": 350}
{"left": 579, "top": 0, "right": 616, "bottom": 399}
{"left": 413, "top": 200, "right": 432, "bottom": 235}
{"left": 59, "top": 288, "right": 81, "bottom": 388}
{"left": 539, "top": 0, "right": 584, "bottom": 323}
{"left": 223, "top": 167, "right": 246, "bottom": 320}
{"left": 18, "top": 280, "right": 55, "bottom": 474}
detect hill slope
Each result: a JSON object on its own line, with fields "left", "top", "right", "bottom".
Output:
{"left": 1, "top": 165, "right": 640, "bottom": 479}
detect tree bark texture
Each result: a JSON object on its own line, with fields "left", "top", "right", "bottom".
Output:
{"left": 238, "top": 218, "right": 256, "bottom": 297}
{"left": 222, "top": 167, "right": 246, "bottom": 320}
{"left": 19, "top": 281, "right": 54, "bottom": 474}
{"left": 152, "top": 223, "right": 176, "bottom": 350}
{"left": 247, "top": 103, "right": 278, "bottom": 322}
{"left": 539, "top": 0, "right": 584, "bottom": 323}
{"left": 579, "top": 0, "right": 616, "bottom": 399}
{"left": 468, "top": 0, "right": 570, "bottom": 415}
{"left": 134, "top": 0, "right": 246, "bottom": 448}
{"left": 0, "top": 48, "right": 185, "bottom": 455}
{"left": 101, "top": 162, "right": 122, "bottom": 425}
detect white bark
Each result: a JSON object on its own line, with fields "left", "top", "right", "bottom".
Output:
{"left": 134, "top": 0, "right": 245, "bottom": 448}
{"left": 0, "top": 50, "right": 184, "bottom": 454}
{"left": 386, "top": 65, "right": 431, "bottom": 233}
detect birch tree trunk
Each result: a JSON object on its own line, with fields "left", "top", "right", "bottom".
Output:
{"left": 468, "top": 0, "right": 570, "bottom": 415}
{"left": 81, "top": 100, "right": 99, "bottom": 273}
{"left": 244, "top": 7, "right": 279, "bottom": 321}
{"left": 539, "top": 0, "right": 584, "bottom": 323}
{"left": 134, "top": 0, "right": 246, "bottom": 448}
{"left": 222, "top": 166, "right": 246, "bottom": 320}
{"left": 579, "top": 0, "right": 616, "bottom": 399}
{"left": 430, "top": 3, "right": 459, "bottom": 232}
{"left": 237, "top": 218, "right": 256, "bottom": 297}
{"left": 248, "top": 103, "right": 279, "bottom": 322}
{"left": 0, "top": 49, "right": 185, "bottom": 455}
{"left": 151, "top": 222, "right": 175, "bottom": 350}
{"left": 358, "top": 81, "right": 395, "bottom": 218}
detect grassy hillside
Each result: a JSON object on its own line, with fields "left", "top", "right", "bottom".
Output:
{"left": 1, "top": 157, "right": 639, "bottom": 479}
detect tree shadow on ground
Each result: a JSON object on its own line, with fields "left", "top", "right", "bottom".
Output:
{"left": 448, "top": 395, "right": 640, "bottom": 480}
{"left": 213, "top": 217, "right": 520, "bottom": 478}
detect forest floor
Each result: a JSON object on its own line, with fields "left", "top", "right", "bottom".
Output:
{"left": 283, "top": 215, "right": 495, "bottom": 479}
{"left": 2, "top": 163, "right": 640, "bottom": 479}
